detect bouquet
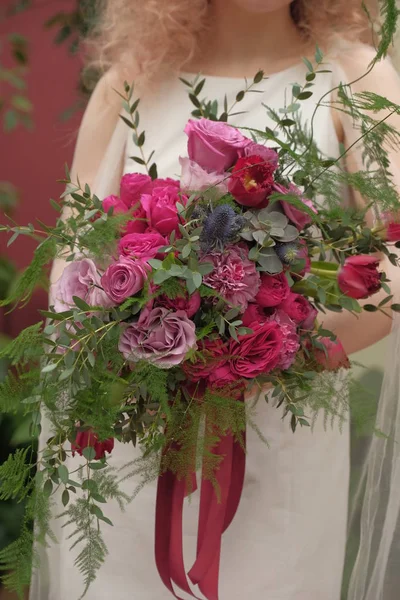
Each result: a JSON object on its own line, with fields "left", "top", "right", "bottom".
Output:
{"left": 1, "top": 47, "right": 400, "bottom": 600}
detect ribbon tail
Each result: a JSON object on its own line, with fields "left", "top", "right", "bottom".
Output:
{"left": 223, "top": 429, "right": 246, "bottom": 532}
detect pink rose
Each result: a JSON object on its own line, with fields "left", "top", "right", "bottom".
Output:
{"left": 101, "top": 257, "right": 149, "bottom": 304}
{"left": 119, "top": 307, "right": 197, "bottom": 368}
{"left": 274, "top": 183, "right": 317, "bottom": 230}
{"left": 102, "top": 194, "right": 127, "bottom": 215}
{"left": 243, "top": 143, "right": 279, "bottom": 166}
{"left": 72, "top": 429, "right": 114, "bottom": 460}
{"left": 120, "top": 173, "right": 153, "bottom": 208}
{"left": 313, "top": 337, "right": 350, "bottom": 372}
{"left": 338, "top": 255, "right": 381, "bottom": 299}
{"left": 183, "top": 338, "right": 227, "bottom": 382}
{"left": 51, "top": 258, "right": 113, "bottom": 312}
{"left": 255, "top": 272, "right": 290, "bottom": 308}
{"left": 157, "top": 288, "right": 201, "bottom": 318}
{"left": 179, "top": 157, "right": 228, "bottom": 198}
{"left": 229, "top": 321, "right": 283, "bottom": 378}
{"left": 279, "top": 292, "right": 317, "bottom": 329}
{"left": 202, "top": 244, "right": 261, "bottom": 311}
{"left": 141, "top": 183, "right": 185, "bottom": 236}
{"left": 269, "top": 310, "right": 300, "bottom": 370}
{"left": 125, "top": 203, "right": 148, "bottom": 234}
{"left": 118, "top": 232, "right": 166, "bottom": 260}
{"left": 228, "top": 155, "right": 276, "bottom": 207}
{"left": 184, "top": 118, "right": 251, "bottom": 173}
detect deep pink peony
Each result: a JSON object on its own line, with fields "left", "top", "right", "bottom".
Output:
{"left": 229, "top": 321, "right": 283, "bottom": 378}
{"left": 101, "top": 257, "right": 149, "bottom": 304}
{"left": 274, "top": 183, "right": 317, "bottom": 230}
{"left": 183, "top": 338, "right": 227, "bottom": 383}
{"left": 184, "top": 118, "right": 251, "bottom": 173}
{"left": 51, "top": 258, "right": 113, "bottom": 312}
{"left": 72, "top": 429, "right": 114, "bottom": 460}
{"left": 179, "top": 157, "right": 228, "bottom": 198}
{"left": 228, "top": 155, "right": 276, "bottom": 207}
{"left": 338, "top": 255, "right": 381, "bottom": 299}
{"left": 279, "top": 292, "right": 317, "bottom": 329}
{"left": 120, "top": 173, "right": 153, "bottom": 208}
{"left": 255, "top": 272, "right": 290, "bottom": 308}
{"left": 314, "top": 337, "right": 350, "bottom": 371}
{"left": 243, "top": 143, "right": 279, "bottom": 166}
{"left": 157, "top": 288, "right": 201, "bottom": 318}
{"left": 118, "top": 232, "right": 166, "bottom": 260}
{"left": 102, "top": 194, "right": 127, "bottom": 215}
{"left": 118, "top": 307, "right": 197, "bottom": 368}
{"left": 202, "top": 244, "right": 261, "bottom": 311}
{"left": 269, "top": 310, "right": 300, "bottom": 370}
{"left": 141, "top": 182, "right": 185, "bottom": 236}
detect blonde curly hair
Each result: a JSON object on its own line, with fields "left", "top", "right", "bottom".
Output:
{"left": 87, "top": 0, "right": 378, "bottom": 83}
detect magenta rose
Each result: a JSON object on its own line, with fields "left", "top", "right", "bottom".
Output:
{"left": 269, "top": 310, "right": 300, "bottom": 370}
{"left": 183, "top": 338, "right": 227, "bottom": 382}
{"left": 255, "top": 272, "right": 290, "bottom": 308}
{"left": 72, "top": 429, "right": 114, "bottom": 460}
{"left": 241, "top": 303, "right": 266, "bottom": 327}
{"left": 387, "top": 222, "right": 400, "bottom": 242}
{"left": 125, "top": 203, "right": 148, "bottom": 234}
{"left": 184, "top": 118, "right": 251, "bottom": 173}
{"left": 228, "top": 155, "right": 276, "bottom": 207}
{"left": 140, "top": 182, "right": 185, "bottom": 236}
{"left": 102, "top": 194, "right": 127, "bottom": 215}
{"left": 157, "top": 288, "right": 201, "bottom": 318}
{"left": 101, "top": 257, "right": 149, "bottom": 304}
{"left": 179, "top": 157, "right": 228, "bottom": 198}
{"left": 120, "top": 173, "right": 153, "bottom": 208}
{"left": 279, "top": 292, "right": 317, "bottom": 329}
{"left": 118, "top": 307, "right": 197, "bottom": 368}
{"left": 274, "top": 183, "right": 317, "bottom": 230}
{"left": 243, "top": 143, "right": 279, "bottom": 166}
{"left": 229, "top": 321, "right": 283, "bottom": 378}
{"left": 338, "top": 255, "right": 381, "bottom": 299}
{"left": 202, "top": 244, "right": 261, "bottom": 311}
{"left": 118, "top": 232, "right": 166, "bottom": 260}
{"left": 51, "top": 258, "right": 113, "bottom": 312}
{"left": 208, "top": 362, "right": 242, "bottom": 388}
{"left": 313, "top": 337, "right": 350, "bottom": 372}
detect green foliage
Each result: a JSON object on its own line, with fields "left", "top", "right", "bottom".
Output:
{"left": 0, "top": 322, "right": 43, "bottom": 365}
{"left": 374, "top": 0, "right": 400, "bottom": 63}
{"left": 0, "top": 524, "right": 35, "bottom": 599}
{"left": 0, "top": 447, "right": 32, "bottom": 502}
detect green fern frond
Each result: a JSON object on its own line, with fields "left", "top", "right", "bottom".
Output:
{"left": 0, "top": 525, "right": 35, "bottom": 599}
{"left": 92, "top": 470, "right": 130, "bottom": 511}
{"left": 0, "top": 447, "right": 33, "bottom": 502}
{"left": 374, "top": 0, "right": 400, "bottom": 63}
{"left": 0, "top": 323, "right": 43, "bottom": 366}
{"left": 1, "top": 237, "right": 56, "bottom": 308}
{"left": 0, "top": 370, "right": 40, "bottom": 414}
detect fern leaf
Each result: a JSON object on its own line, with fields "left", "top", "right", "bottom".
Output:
{"left": 0, "top": 447, "right": 33, "bottom": 502}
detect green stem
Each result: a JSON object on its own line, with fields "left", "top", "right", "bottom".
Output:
{"left": 310, "top": 266, "right": 339, "bottom": 280}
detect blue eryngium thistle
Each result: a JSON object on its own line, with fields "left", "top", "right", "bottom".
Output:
{"left": 200, "top": 205, "right": 245, "bottom": 252}
{"left": 275, "top": 242, "right": 300, "bottom": 264}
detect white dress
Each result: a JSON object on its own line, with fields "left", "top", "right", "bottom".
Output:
{"left": 30, "top": 62, "right": 350, "bottom": 600}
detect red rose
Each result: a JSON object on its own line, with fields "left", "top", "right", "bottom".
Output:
{"left": 72, "top": 430, "right": 114, "bottom": 460}
{"left": 279, "top": 292, "right": 317, "bottom": 329}
{"left": 157, "top": 288, "right": 201, "bottom": 318}
{"left": 255, "top": 272, "right": 290, "bottom": 308}
{"left": 228, "top": 155, "right": 276, "bottom": 207}
{"left": 387, "top": 222, "right": 400, "bottom": 242}
{"left": 338, "top": 255, "right": 381, "bottom": 299}
{"left": 229, "top": 321, "right": 283, "bottom": 378}
{"left": 241, "top": 303, "right": 266, "bottom": 327}
{"left": 118, "top": 231, "right": 166, "bottom": 260}
{"left": 183, "top": 338, "right": 227, "bottom": 383}
{"left": 314, "top": 337, "right": 350, "bottom": 372}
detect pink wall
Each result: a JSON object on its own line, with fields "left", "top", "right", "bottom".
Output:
{"left": 0, "top": 0, "right": 83, "bottom": 337}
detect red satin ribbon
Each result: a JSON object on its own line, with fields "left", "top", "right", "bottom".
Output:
{"left": 155, "top": 414, "right": 246, "bottom": 600}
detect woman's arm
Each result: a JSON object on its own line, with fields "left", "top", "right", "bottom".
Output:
{"left": 319, "top": 44, "right": 400, "bottom": 355}
{"left": 50, "top": 68, "right": 124, "bottom": 285}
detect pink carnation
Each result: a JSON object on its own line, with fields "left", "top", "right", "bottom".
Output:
{"left": 118, "top": 307, "right": 197, "bottom": 368}
{"left": 269, "top": 310, "right": 300, "bottom": 370}
{"left": 202, "top": 245, "right": 260, "bottom": 311}
{"left": 157, "top": 288, "right": 201, "bottom": 318}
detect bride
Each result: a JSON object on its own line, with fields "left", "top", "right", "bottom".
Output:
{"left": 31, "top": 1, "right": 400, "bottom": 599}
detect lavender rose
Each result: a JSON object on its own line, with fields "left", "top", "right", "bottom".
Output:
{"left": 101, "top": 257, "right": 149, "bottom": 304}
{"left": 51, "top": 258, "right": 112, "bottom": 312}
{"left": 179, "top": 157, "right": 228, "bottom": 198}
{"left": 119, "top": 307, "right": 197, "bottom": 368}
{"left": 184, "top": 118, "right": 251, "bottom": 173}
